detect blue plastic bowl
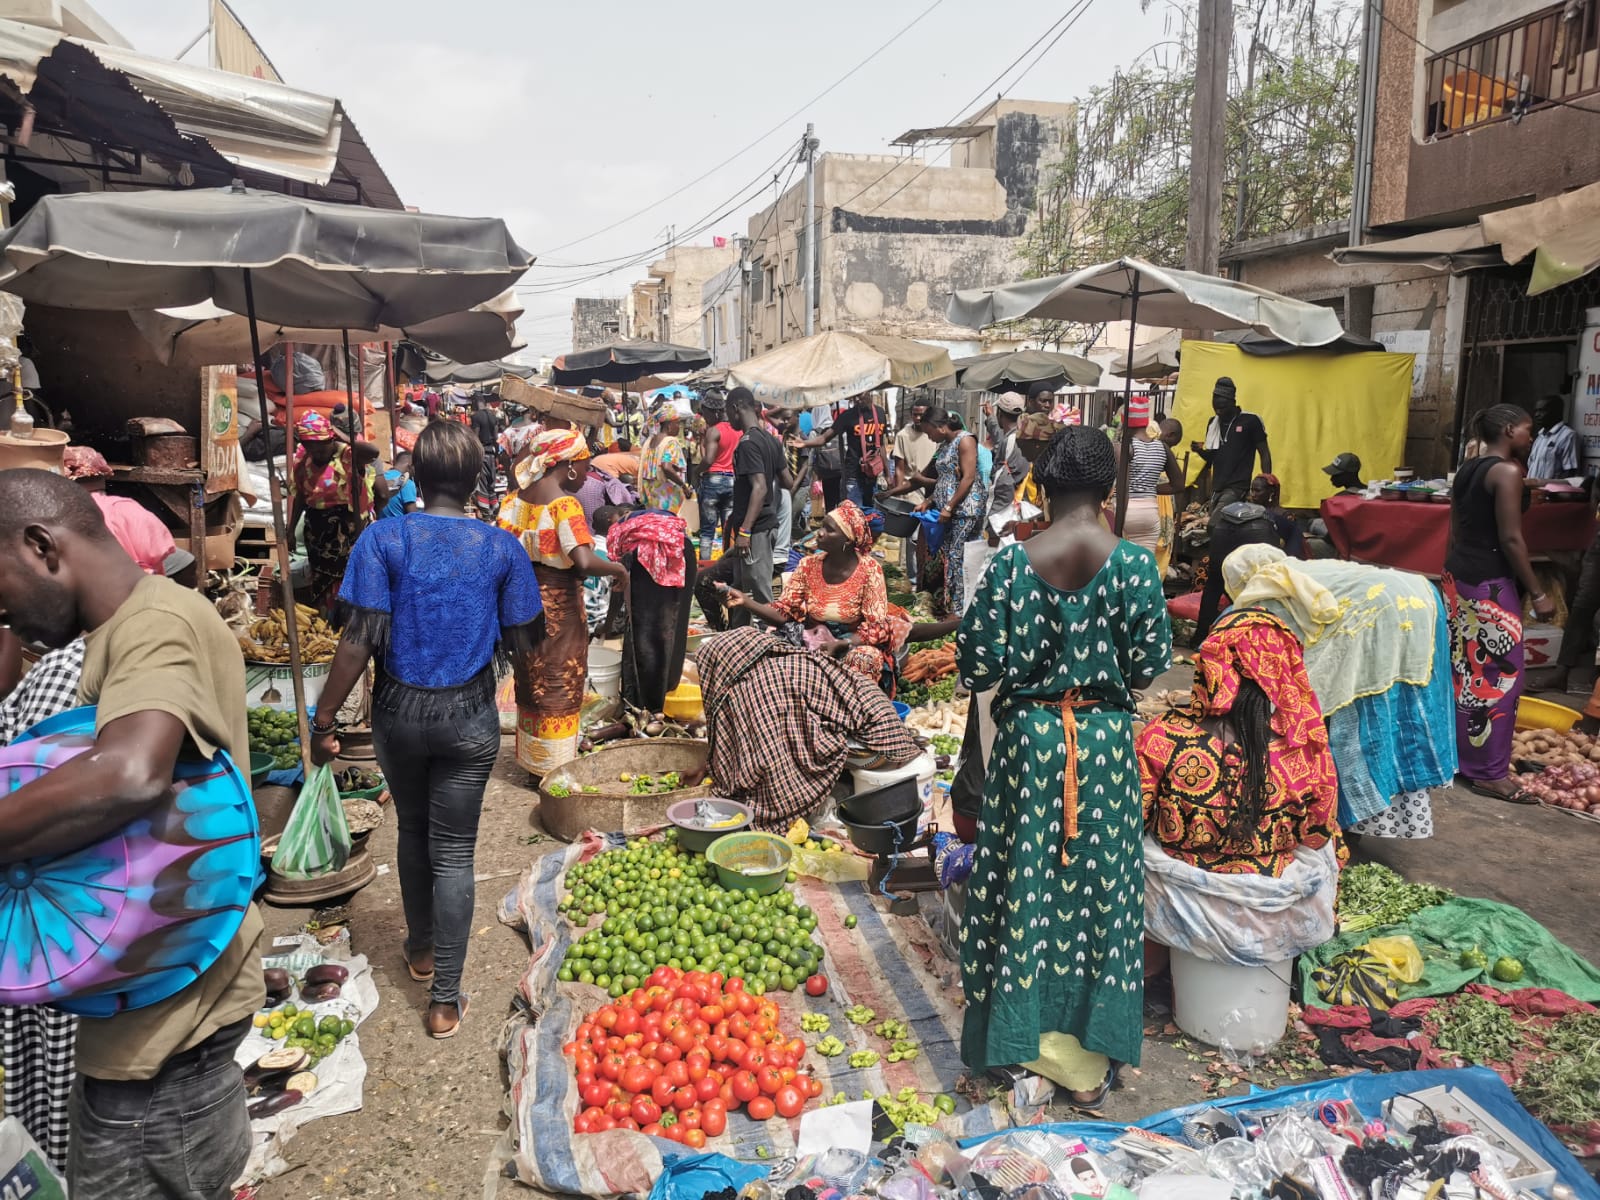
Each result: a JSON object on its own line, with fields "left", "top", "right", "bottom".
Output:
{"left": 892, "top": 701, "right": 911, "bottom": 722}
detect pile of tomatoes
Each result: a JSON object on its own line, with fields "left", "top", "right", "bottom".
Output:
{"left": 564, "top": 965, "right": 824, "bottom": 1142}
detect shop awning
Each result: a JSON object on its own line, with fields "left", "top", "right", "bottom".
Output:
{"left": 1328, "top": 224, "right": 1501, "bottom": 272}
{"left": 1480, "top": 178, "right": 1600, "bottom": 296}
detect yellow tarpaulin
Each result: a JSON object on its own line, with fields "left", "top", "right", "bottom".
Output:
{"left": 1170, "top": 342, "right": 1413, "bottom": 510}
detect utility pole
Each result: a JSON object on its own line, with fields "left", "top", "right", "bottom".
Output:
{"left": 1185, "top": 0, "right": 1232, "bottom": 278}
{"left": 802, "top": 124, "right": 820, "bottom": 336}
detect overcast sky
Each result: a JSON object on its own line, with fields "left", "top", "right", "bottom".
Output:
{"left": 94, "top": 0, "right": 1176, "bottom": 359}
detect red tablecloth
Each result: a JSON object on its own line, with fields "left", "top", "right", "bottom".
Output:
{"left": 1320, "top": 494, "right": 1594, "bottom": 575}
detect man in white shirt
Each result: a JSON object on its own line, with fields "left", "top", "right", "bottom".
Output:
{"left": 1527, "top": 393, "right": 1580, "bottom": 481}
{"left": 892, "top": 401, "right": 935, "bottom": 587}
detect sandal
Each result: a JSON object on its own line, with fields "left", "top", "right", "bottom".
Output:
{"left": 427, "top": 994, "right": 469, "bottom": 1040}
{"left": 1463, "top": 779, "right": 1539, "bottom": 805}
{"left": 403, "top": 948, "right": 435, "bottom": 983}
{"left": 1065, "top": 1063, "right": 1120, "bottom": 1115}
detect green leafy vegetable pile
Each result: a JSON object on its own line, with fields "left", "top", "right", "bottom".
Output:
{"left": 1336, "top": 863, "right": 1452, "bottom": 931}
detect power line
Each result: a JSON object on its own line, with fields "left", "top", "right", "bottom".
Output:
{"left": 538, "top": 0, "right": 949, "bottom": 256}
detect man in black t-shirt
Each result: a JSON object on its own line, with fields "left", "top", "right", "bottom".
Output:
{"left": 727, "top": 388, "right": 789, "bottom": 618}
{"left": 1191, "top": 376, "right": 1270, "bottom": 512}
{"left": 469, "top": 397, "right": 500, "bottom": 449}
{"left": 796, "top": 391, "right": 887, "bottom": 510}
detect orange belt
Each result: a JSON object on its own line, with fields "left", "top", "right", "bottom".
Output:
{"left": 1057, "top": 689, "right": 1098, "bottom": 866}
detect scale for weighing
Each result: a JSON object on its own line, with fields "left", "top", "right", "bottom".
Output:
{"left": 838, "top": 776, "right": 939, "bottom": 915}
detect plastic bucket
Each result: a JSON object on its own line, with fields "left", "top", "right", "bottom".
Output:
{"left": 850, "top": 751, "right": 937, "bottom": 825}
{"left": 1169, "top": 947, "right": 1291, "bottom": 1055}
{"left": 588, "top": 646, "right": 622, "bottom": 701}
{"left": 244, "top": 660, "right": 329, "bottom": 712}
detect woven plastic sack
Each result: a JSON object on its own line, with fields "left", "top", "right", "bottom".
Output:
{"left": 271, "top": 762, "right": 351, "bottom": 879}
{"left": 1363, "top": 934, "right": 1424, "bottom": 983}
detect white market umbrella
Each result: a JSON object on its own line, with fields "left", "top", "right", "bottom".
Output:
{"left": 727, "top": 330, "right": 954, "bottom": 410}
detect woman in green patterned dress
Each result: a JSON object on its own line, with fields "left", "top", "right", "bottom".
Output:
{"left": 956, "top": 426, "right": 1172, "bottom": 1107}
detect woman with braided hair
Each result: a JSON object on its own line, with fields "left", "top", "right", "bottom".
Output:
{"left": 956, "top": 425, "right": 1172, "bottom": 1110}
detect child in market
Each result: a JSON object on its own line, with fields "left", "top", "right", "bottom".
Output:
{"left": 586, "top": 505, "right": 627, "bottom": 637}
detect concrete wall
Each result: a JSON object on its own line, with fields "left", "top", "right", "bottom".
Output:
{"left": 648, "top": 244, "right": 738, "bottom": 349}
{"left": 700, "top": 262, "right": 743, "bottom": 367}
{"left": 571, "top": 297, "right": 624, "bottom": 353}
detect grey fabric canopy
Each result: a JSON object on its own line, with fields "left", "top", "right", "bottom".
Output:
{"left": 0, "top": 185, "right": 533, "bottom": 329}
{"left": 551, "top": 340, "right": 710, "bottom": 385}
{"left": 953, "top": 347, "right": 1101, "bottom": 393}
{"left": 947, "top": 257, "right": 1346, "bottom": 346}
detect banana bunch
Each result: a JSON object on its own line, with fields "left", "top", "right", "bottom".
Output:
{"left": 238, "top": 605, "right": 340, "bottom": 664}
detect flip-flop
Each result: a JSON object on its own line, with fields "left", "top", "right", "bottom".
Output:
{"left": 428, "top": 994, "right": 469, "bottom": 1040}
{"left": 1463, "top": 780, "right": 1539, "bottom": 805}
{"left": 403, "top": 949, "right": 434, "bottom": 983}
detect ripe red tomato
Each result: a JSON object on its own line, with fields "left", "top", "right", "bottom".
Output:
{"left": 683, "top": 1128, "right": 707, "bottom": 1149}
{"left": 614, "top": 1008, "right": 639, "bottom": 1036}
{"left": 663, "top": 1060, "right": 690, "bottom": 1089}
{"left": 784, "top": 1038, "right": 807, "bottom": 1062}
{"left": 679, "top": 1107, "right": 701, "bottom": 1131}
{"left": 728, "top": 1015, "right": 752, "bottom": 1041}
{"left": 730, "top": 1070, "right": 760, "bottom": 1103}
{"left": 606, "top": 1098, "right": 631, "bottom": 1121}
{"left": 756, "top": 1067, "right": 783, "bottom": 1096}
{"left": 705, "top": 1035, "right": 729, "bottom": 1061}
{"left": 701, "top": 1099, "right": 728, "bottom": 1137}
{"left": 595, "top": 1006, "right": 620, "bottom": 1030}
{"left": 700, "top": 1003, "right": 726, "bottom": 1024}
{"left": 621, "top": 1064, "right": 653, "bottom": 1095}
{"left": 672, "top": 1086, "right": 698, "bottom": 1111}
{"left": 802, "top": 1075, "right": 823, "bottom": 1099}
{"left": 654, "top": 1041, "right": 682, "bottom": 1065}
{"left": 593, "top": 1114, "right": 617, "bottom": 1132}
{"left": 804, "top": 974, "right": 828, "bottom": 997}
{"left": 651, "top": 1076, "right": 675, "bottom": 1108}
{"left": 631, "top": 1096, "right": 661, "bottom": 1125}
{"left": 642, "top": 1122, "right": 663, "bottom": 1137}
{"left": 724, "top": 977, "right": 746, "bottom": 994}
{"left": 694, "top": 1075, "right": 719, "bottom": 1102}
{"left": 661, "top": 1123, "right": 686, "bottom": 1143}
{"left": 774, "top": 1085, "right": 804, "bottom": 1119}
{"left": 580, "top": 1081, "right": 611, "bottom": 1107}
{"left": 599, "top": 1053, "right": 625, "bottom": 1083}
{"left": 746, "top": 1096, "right": 776, "bottom": 1121}
{"left": 617, "top": 1117, "right": 639, "bottom": 1132}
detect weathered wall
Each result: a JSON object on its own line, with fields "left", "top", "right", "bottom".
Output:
{"left": 649, "top": 244, "right": 737, "bottom": 349}
{"left": 1370, "top": 0, "right": 1421, "bottom": 227}
{"left": 825, "top": 230, "right": 1024, "bottom": 340}
{"left": 28, "top": 305, "right": 202, "bottom": 438}
{"left": 571, "top": 297, "right": 623, "bottom": 352}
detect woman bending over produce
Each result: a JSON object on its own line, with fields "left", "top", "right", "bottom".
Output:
{"left": 313, "top": 420, "right": 544, "bottom": 1038}
{"left": 957, "top": 426, "right": 1171, "bottom": 1109}
{"left": 698, "top": 627, "right": 920, "bottom": 831}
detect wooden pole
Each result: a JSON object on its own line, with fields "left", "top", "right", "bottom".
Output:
{"left": 383, "top": 341, "right": 399, "bottom": 465}
{"left": 1112, "top": 273, "right": 1141, "bottom": 536}
{"left": 243, "top": 272, "right": 314, "bottom": 778}
{"left": 1185, "top": 0, "right": 1232, "bottom": 278}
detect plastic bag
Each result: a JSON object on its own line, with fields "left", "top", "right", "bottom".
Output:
{"left": 271, "top": 763, "right": 352, "bottom": 879}
{"left": 1311, "top": 949, "right": 1400, "bottom": 1009}
{"left": 0, "top": 1116, "right": 67, "bottom": 1200}
{"left": 1363, "top": 934, "right": 1424, "bottom": 983}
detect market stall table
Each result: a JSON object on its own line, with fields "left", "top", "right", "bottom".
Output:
{"left": 109, "top": 464, "right": 219, "bottom": 591}
{"left": 1320, "top": 493, "right": 1593, "bottom": 576}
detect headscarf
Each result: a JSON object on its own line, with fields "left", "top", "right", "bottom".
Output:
{"left": 1222, "top": 545, "right": 1339, "bottom": 640}
{"left": 296, "top": 410, "right": 337, "bottom": 442}
{"left": 1192, "top": 608, "right": 1328, "bottom": 751}
{"left": 512, "top": 427, "right": 590, "bottom": 490}
{"left": 826, "top": 500, "right": 875, "bottom": 554}
{"left": 499, "top": 422, "right": 541, "bottom": 459}
{"left": 647, "top": 405, "right": 681, "bottom": 439}
{"left": 62, "top": 445, "right": 113, "bottom": 479}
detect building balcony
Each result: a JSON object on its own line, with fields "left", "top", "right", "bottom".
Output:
{"left": 1424, "top": 3, "right": 1600, "bottom": 137}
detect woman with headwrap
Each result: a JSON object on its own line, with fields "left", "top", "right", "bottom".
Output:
{"left": 726, "top": 500, "right": 914, "bottom": 692}
{"left": 1221, "top": 544, "right": 1455, "bottom": 839}
{"left": 290, "top": 410, "right": 382, "bottom": 618}
{"left": 697, "top": 627, "right": 920, "bottom": 831}
{"left": 498, "top": 429, "right": 628, "bottom": 774}
{"left": 1137, "top": 608, "right": 1340, "bottom": 876}
{"left": 608, "top": 508, "right": 697, "bottom": 713}
{"left": 956, "top": 426, "right": 1172, "bottom": 1110}
{"left": 639, "top": 405, "right": 690, "bottom": 514}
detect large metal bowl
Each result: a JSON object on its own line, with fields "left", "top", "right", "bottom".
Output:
{"left": 535, "top": 738, "right": 713, "bottom": 842}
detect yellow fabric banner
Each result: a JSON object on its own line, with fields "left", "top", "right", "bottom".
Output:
{"left": 1170, "top": 342, "right": 1414, "bottom": 510}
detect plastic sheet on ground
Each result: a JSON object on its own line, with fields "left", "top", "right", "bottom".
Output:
{"left": 496, "top": 832, "right": 1011, "bottom": 1197}
{"left": 235, "top": 933, "right": 381, "bottom": 1183}
{"left": 1143, "top": 839, "right": 1337, "bottom": 967}
{"left": 1298, "top": 897, "right": 1600, "bottom": 1006}
{"left": 955, "top": 1067, "right": 1600, "bottom": 1199}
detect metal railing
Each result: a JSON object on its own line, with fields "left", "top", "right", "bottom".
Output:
{"left": 1424, "top": 2, "right": 1600, "bottom": 136}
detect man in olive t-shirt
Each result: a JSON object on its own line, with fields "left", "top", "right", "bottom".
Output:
{"left": 0, "top": 469, "right": 260, "bottom": 1200}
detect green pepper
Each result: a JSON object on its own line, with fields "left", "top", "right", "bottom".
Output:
{"left": 1459, "top": 946, "right": 1489, "bottom": 970}
{"left": 1491, "top": 956, "right": 1524, "bottom": 983}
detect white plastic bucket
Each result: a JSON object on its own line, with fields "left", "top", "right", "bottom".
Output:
{"left": 244, "top": 660, "right": 329, "bottom": 713}
{"left": 588, "top": 646, "right": 622, "bottom": 701}
{"left": 850, "top": 751, "right": 938, "bottom": 825}
{"left": 1169, "top": 946, "right": 1291, "bottom": 1055}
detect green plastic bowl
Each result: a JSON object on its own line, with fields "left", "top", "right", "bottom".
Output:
{"left": 249, "top": 751, "right": 275, "bottom": 787}
{"left": 705, "top": 831, "right": 793, "bottom": 895}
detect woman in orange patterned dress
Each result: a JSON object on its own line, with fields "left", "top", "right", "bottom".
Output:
{"left": 726, "top": 501, "right": 913, "bottom": 693}
{"left": 498, "top": 429, "right": 628, "bottom": 775}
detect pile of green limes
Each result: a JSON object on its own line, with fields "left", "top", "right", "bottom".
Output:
{"left": 248, "top": 706, "right": 301, "bottom": 770}
{"left": 556, "top": 833, "right": 824, "bottom": 998}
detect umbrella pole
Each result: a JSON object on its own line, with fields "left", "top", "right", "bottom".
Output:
{"left": 1113, "top": 273, "right": 1140, "bottom": 537}
{"left": 342, "top": 329, "right": 360, "bottom": 518}
{"left": 383, "top": 341, "right": 399, "bottom": 465}
{"left": 243, "top": 271, "right": 315, "bottom": 779}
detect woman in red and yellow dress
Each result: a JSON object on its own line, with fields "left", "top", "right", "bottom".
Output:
{"left": 727, "top": 501, "right": 912, "bottom": 693}
{"left": 498, "top": 429, "right": 627, "bottom": 775}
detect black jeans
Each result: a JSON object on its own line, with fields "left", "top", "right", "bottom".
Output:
{"left": 69, "top": 1020, "right": 251, "bottom": 1200}
{"left": 1559, "top": 528, "right": 1600, "bottom": 668}
{"left": 373, "top": 674, "right": 501, "bottom": 1007}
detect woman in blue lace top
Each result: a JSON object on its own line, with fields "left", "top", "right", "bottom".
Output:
{"left": 312, "top": 420, "right": 543, "bottom": 1039}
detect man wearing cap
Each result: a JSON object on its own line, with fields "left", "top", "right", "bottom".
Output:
{"left": 62, "top": 446, "right": 197, "bottom": 581}
{"left": 1191, "top": 376, "right": 1270, "bottom": 512}
{"left": 1323, "top": 452, "right": 1365, "bottom": 494}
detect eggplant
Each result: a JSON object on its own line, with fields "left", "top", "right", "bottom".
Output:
{"left": 284, "top": 1071, "right": 319, "bottom": 1096}
{"left": 248, "top": 1089, "right": 304, "bottom": 1119}
{"left": 244, "top": 1047, "right": 309, "bottom": 1090}
{"left": 265, "top": 988, "right": 289, "bottom": 1008}
{"left": 262, "top": 967, "right": 291, "bottom": 994}
{"left": 299, "top": 981, "right": 342, "bottom": 1003}
{"left": 304, "top": 963, "right": 348, "bottom": 987}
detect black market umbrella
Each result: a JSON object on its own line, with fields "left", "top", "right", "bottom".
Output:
{"left": 0, "top": 184, "right": 533, "bottom": 785}
{"left": 550, "top": 339, "right": 711, "bottom": 386}
{"left": 0, "top": 185, "right": 533, "bottom": 328}
{"left": 953, "top": 348, "right": 1101, "bottom": 393}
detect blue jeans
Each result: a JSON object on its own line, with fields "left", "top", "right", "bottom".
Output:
{"left": 373, "top": 676, "right": 501, "bottom": 1006}
{"left": 698, "top": 473, "right": 735, "bottom": 548}
{"left": 842, "top": 467, "right": 877, "bottom": 511}
{"left": 69, "top": 1020, "right": 251, "bottom": 1199}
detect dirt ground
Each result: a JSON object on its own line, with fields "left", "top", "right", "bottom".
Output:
{"left": 252, "top": 666, "right": 1600, "bottom": 1199}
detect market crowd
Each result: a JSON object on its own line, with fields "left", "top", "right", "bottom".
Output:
{"left": 0, "top": 351, "right": 1594, "bottom": 1195}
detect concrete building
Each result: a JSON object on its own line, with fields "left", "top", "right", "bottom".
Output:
{"left": 646, "top": 244, "right": 739, "bottom": 348}
{"left": 1226, "top": 0, "right": 1600, "bottom": 475}
{"left": 701, "top": 259, "right": 744, "bottom": 367}
{"left": 739, "top": 99, "right": 1074, "bottom": 358}
{"left": 571, "top": 297, "right": 624, "bottom": 352}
